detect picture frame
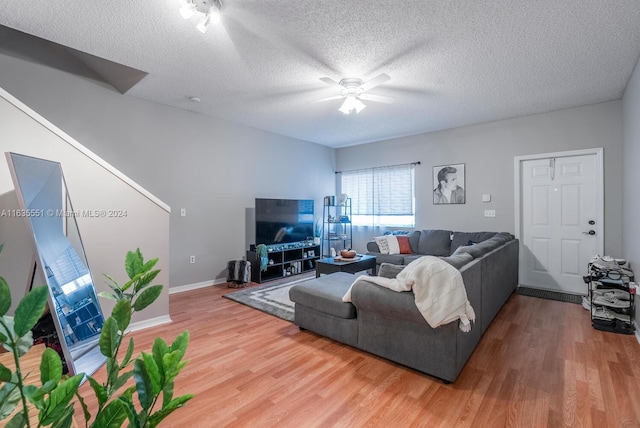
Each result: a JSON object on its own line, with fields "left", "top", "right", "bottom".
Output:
{"left": 433, "top": 163, "right": 466, "bottom": 204}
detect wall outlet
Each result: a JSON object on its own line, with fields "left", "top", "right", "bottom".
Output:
{"left": 189, "top": 255, "right": 195, "bottom": 264}
{"left": 181, "top": 208, "right": 186, "bottom": 217}
{"left": 484, "top": 210, "right": 496, "bottom": 218}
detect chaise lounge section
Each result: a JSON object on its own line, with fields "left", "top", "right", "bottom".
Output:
{"left": 289, "top": 231, "right": 518, "bottom": 382}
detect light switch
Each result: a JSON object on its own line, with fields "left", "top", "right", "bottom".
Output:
{"left": 181, "top": 208, "right": 186, "bottom": 217}
{"left": 482, "top": 194, "right": 491, "bottom": 202}
{"left": 484, "top": 210, "right": 496, "bottom": 218}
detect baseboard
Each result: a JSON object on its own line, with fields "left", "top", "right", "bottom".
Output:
{"left": 127, "top": 315, "right": 172, "bottom": 333}
{"left": 169, "top": 278, "right": 226, "bottom": 294}
{"left": 636, "top": 320, "right": 640, "bottom": 345}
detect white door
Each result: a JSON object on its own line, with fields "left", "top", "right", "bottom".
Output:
{"left": 518, "top": 151, "right": 602, "bottom": 295}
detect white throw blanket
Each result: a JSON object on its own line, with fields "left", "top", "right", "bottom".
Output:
{"left": 342, "top": 256, "right": 476, "bottom": 332}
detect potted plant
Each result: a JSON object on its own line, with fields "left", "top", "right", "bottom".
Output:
{"left": 0, "top": 245, "right": 193, "bottom": 427}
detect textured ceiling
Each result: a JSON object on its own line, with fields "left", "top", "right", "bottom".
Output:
{"left": 1, "top": 0, "right": 639, "bottom": 148}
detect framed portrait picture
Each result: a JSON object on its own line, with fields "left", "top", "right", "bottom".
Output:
{"left": 433, "top": 163, "right": 466, "bottom": 204}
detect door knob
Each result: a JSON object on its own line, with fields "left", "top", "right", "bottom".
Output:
{"left": 582, "top": 230, "right": 596, "bottom": 235}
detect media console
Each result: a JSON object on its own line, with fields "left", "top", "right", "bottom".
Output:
{"left": 246, "top": 242, "right": 321, "bottom": 283}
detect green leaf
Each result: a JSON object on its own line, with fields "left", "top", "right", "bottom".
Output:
{"left": 40, "top": 347, "right": 63, "bottom": 385}
{"left": 1, "top": 318, "right": 33, "bottom": 357}
{"left": 111, "top": 299, "right": 132, "bottom": 332}
{"left": 116, "top": 395, "right": 140, "bottom": 428}
{"left": 13, "top": 285, "right": 48, "bottom": 337}
{"left": 122, "top": 272, "right": 144, "bottom": 293}
{"left": 141, "top": 258, "right": 159, "bottom": 275}
{"left": 0, "top": 363, "right": 10, "bottom": 382}
{"left": 169, "top": 331, "right": 190, "bottom": 361}
{"left": 5, "top": 411, "right": 27, "bottom": 428}
{"left": 111, "top": 370, "right": 134, "bottom": 392}
{"left": 121, "top": 338, "right": 135, "bottom": 367}
{"left": 133, "top": 359, "right": 153, "bottom": 411}
{"left": 74, "top": 390, "right": 91, "bottom": 424}
{"left": 99, "top": 317, "right": 120, "bottom": 358}
{"left": 141, "top": 352, "right": 162, "bottom": 395}
{"left": 134, "top": 269, "right": 161, "bottom": 293}
{"left": 147, "top": 394, "right": 194, "bottom": 428}
{"left": 97, "top": 292, "right": 119, "bottom": 301}
{"left": 151, "top": 338, "right": 169, "bottom": 380}
{"left": 51, "top": 406, "right": 75, "bottom": 428}
{"left": 39, "top": 374, "right": 83, "bottom": 425}
{"left": 162, "top": 351, "right": 187, "bottom": 381}
{"left": 125, "top": 249, "right": 143, "bottom": 280}
{"left": 90, "top": 399, "right": 127, "bottom": 428}
{"left": 0, "top": 276, "right": 11, "bottom": 317}
{"left": 132, "top": 285, "right": 163, "bottom": 312}
{"left": 87, "top": 376, "right": 108, "bottom": 407}
{"left": 102, "top": 273, "right": 121, "bottom": 289}
{"left": 162, "top": 381, "right": 174, "bottom": 408}
{"left": 0, "top": 378, "right": 21, "bottom": 419}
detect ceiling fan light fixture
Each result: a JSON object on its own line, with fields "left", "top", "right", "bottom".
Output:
{"left": 182, "top": 0, "right": 223, "bottom": 32}
{"left": 354, "top": 98, "right": 367, "bottom": 113}
{"left": 339, "top": 94, "right": 366, "bottom": 115}
{"left": 179, "top": 1, "right": 196, "bottom": 19}
{"left": 196, "top": 13, "right": 211, "bottom": 33}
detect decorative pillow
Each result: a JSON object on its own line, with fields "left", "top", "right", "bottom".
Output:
{"left": 386, "top": 235, "right": 401, "bottom": 255}
{"left": 397, "top": 235, "right": 412, "bottom": 254}
{"left": 374, "top": 236, "right": 390, "bottom": 254}
{"left": 378, "top": 262, "right": 405, "bottom": 279}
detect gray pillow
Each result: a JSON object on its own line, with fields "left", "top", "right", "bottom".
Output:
{"left": 378, "top": 262, "right": 405, "bottom": 279}
{"left": 440, "top": 252, "right": 473, "bottom": 269}
{"left": 417, "top": 229, "right": 452, "bottom": 256}
{"left": 450, "top": 231, "right": 497, "bottom": 255}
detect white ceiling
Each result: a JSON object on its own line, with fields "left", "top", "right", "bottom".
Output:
{"left": 1, "top": 0, "right": 639, "bottom": 148}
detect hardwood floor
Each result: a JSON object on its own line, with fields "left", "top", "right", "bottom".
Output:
{"left": 77, "top": 283, "right": 640, "bottom": 427}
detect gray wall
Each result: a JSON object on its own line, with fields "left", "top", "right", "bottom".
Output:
{"left": 336, "top": 101, "right": 624, "bottom": 256}
{"left": 622, "top": 54, "right": 640, "bottom": 329}
{"left": 0, "top": 51, "right": 336, "bottom": 289}
{"left": 0, "top": 90, "right": 170, "bottom": 323}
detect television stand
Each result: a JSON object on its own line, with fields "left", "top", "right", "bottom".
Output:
{"left": 246, "top": 242, "right": 321, "bottom": 283}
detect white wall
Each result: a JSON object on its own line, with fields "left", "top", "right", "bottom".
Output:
{"left": 0, "top": 89, "right": 170, "bottom": 323}
{"left": 622, "top": 54, "right": 640, "bottom": 329}
{"left": 0, "top": 51, "right": 336, "bottom": 289}
{"left": 337, "top": 101, "right": 624, "bottom": 256}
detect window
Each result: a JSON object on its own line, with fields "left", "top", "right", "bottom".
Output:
{"left": 340, "top": 164, "right": 415, "bottom": 227}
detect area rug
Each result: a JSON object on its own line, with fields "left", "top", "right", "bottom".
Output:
{"left": 515, "top": 286, "right": 582, "bottom": 304}
{"left": 222, "top": 273, "right": 316, "bottom": 321}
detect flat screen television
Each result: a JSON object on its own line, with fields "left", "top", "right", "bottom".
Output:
{"left": 255, "top": 198, "right": 314, "bottom": 246}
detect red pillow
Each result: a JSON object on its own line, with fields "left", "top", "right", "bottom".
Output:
{"left": 397, "top": 235, "right": 412, "bottom": 254}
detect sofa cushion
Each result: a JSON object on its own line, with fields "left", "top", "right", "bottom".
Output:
{"left": 378, "top": 262, "right": 405, "bottom": 279}
{"left": 455, "top": 238, "right": 502, "bottom": 258}
{"left": 374, "top": 236, "right": 391, "bottom": 254}
{"left": 368, "top": 252, "right": 405, "bottom": 265}
{"left": 450, "top": 231, "right": 497, "bottom": 255}
{"left": 397, "top": 235, "right": 413, "bottom": 254}
{"left": 417, "top": 229, "right": 452, "bottom": 256}
{"left": 289, "top": 272, "right": 357, "bottom": 319}
{"left": 406, "top": 230, "right": 421, "bottom": 253}
{"left": 402, "top": 254, "right": 423, "bottom": 265}
{"left": 440, "top": 252, "right": 474, "bottom": 269}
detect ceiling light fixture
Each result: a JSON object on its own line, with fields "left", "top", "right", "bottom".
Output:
{"left": 180, "top": 0, "right": 223, "bottom": 33}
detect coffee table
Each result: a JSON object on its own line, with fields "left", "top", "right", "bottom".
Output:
{"left": 315, "top": 254, "right": 377, "bottom": 277}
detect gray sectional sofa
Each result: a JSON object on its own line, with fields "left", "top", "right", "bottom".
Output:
{"left": 289, "top": 230, "right": 518, "bottom": 383}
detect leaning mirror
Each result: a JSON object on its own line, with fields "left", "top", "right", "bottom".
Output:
{"left": 6, "top": 152, "right": 106, "bottom": 377}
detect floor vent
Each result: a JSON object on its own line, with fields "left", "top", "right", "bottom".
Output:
{"left": 516, "top": 287, "right": 582, "bottom": 304}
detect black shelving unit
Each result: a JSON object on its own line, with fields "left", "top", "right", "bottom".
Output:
{"left": 586, "top": 258, "right": 635, "bottom": 334}
{"left": 246, "top": 243, "right": 320, "bottom": 283}
{"left": 322, "top": 197, "right": 352, "bottom": 257}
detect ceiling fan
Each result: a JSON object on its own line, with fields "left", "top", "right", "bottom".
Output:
{"left": 317, "top": 73, "right": 394, "bottom": 114}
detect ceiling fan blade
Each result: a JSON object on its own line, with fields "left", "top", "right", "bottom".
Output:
{"left": 359, "top": 93, "right": 395, "bottom": 104}
{"left": 315, "top": 95, "right": 346, "bottom": 103}
{"left": 319, "top": 77, "right": 344, "bottom": 88}
{"left": 359, "top": 73, "right": 391, "bottom": 92}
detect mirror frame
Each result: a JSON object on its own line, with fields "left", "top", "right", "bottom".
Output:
{"left": 6, "top": 152, "right": 106, "bottom": 377}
